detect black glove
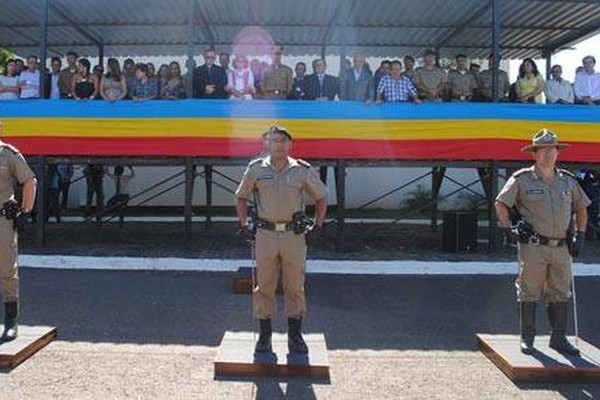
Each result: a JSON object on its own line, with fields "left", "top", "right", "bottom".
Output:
{"left": 2, "top": 199, "right": 21, "bottom": 221}
{"left": 568, "top": 230, "right": 585, "bottom": 258}
{"left": 236, "top": 224, "right": 256, "bottom": 242}
{"left": 500, "top": 226, "right": 517, "bottom": 245}
{"left": 14, "top": 213, "right": 28, "bottom": 231}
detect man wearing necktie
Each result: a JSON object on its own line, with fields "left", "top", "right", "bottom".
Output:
{"left": 192, "top": 47, "right": 228, "bottom": 99}
{"left": 302, "top": 58, "right": 338, "bottom": 101}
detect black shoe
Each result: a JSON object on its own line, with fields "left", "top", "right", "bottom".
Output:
{"left": 254, "top": 319, "right": 272, "bottom": 353}
{"left": 287, "top": 317, "right": 308, "bottom": 354}
{"left": 548, "top": 302, "right": 580, "bottom": 356}
{"left": 1, "top": 302, "right": 18, "bottom": 342}
{"left": 519, "top": 302, "right": 536, "bottom": 355}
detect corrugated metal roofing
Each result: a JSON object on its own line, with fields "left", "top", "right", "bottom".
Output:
{"left": 1, "top": 0, "right": 600, "bottom": 58}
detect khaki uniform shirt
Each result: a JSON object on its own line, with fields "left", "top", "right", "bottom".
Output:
{"left": 236, "top": 156, "right": 326, "bottom": 222}
{"left": 260, "top": 64, "right": 294, "bottom": 99}
{"left": 0, "top": 143, "right": 36, "bottom": 204}
{"left": 496, "top": 165, "right": 590, "bottom": 239}
{"left": 448, "top": 69, "right": 478, "bottom": 99}
{"left": 479, "top": 69, "right": 510, "bottom": 100}
{"left": 413, "top": 66, "right": 447, "bottom": 98}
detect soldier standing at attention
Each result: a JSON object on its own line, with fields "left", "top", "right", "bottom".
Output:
{"left": 235, "top": 126, "right": 327, "bottom": 354}
{"left": 495, "top": 129, "right": 589, "bottom": 356}
{"left": 0, "top": 119, "right": 37, "bottom": 342}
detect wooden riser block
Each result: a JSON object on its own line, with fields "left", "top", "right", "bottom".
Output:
{"left": 477, "top": 334, "right": 600, "bottom": 383}
{"left": 214, "top": 331, "right": 329, "bottom": 379}
{"left": 0, "top": 326, "right": 57, "bottom": 370}
{"left": 233, "top": 267, "right": 283, "bottom": 295}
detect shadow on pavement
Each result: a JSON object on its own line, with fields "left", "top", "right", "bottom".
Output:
{"left": 15, "top": 269, "right": 600, "bottom": 353}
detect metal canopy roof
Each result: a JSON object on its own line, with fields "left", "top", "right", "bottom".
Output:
{"left": 2, "top": 0, "right": 600, "bottom": 59}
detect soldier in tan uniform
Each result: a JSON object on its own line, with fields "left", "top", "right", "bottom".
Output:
{"left": 448, "top": 54, "right": 478, "bottom": 101}
{"left": 0, "top": 119, "right": 37, "bottom": 342}
{"left": 236, "top": 126, "right": 327, "bottom": 354}
{"left": 495, "top": 129, "right": 589, "bottom": 356}
{"left": 260, "top": 45, "right": 294, "bottom": 100}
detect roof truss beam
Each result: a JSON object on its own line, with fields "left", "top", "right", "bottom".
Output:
{"left": 49, "top": 2, "right": 101, "bottom": 46}
{"left": 434, "top": 0, "right": 493, "bottom": 49}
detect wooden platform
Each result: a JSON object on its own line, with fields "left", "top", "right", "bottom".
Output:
{"left": 0, "top": 326, "right": 57, "bottom": 370}
{"left": 233, "top": 267, "right": 283, "bottom": 295}
{"left": 214, "top": 331, "right": 329, "bottom": 379}
{"left": 477, "top": 334, "right": 600, "bottom": 383}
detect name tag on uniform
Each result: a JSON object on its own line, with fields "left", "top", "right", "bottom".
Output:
{"left": 257, "top": 175, "right": 274, "bottom": 181}
{"left": 526, "top": 189, "right": 544, "bottom": 194}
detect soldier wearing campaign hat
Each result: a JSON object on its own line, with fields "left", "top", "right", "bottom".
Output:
{"left": 0, "top": 119, "right": 37, "bottom": 342}
{"left": 235, "top": 125, "right": 327, "bottom": 354}
{"left": 495, "top": 129, "right": 589, "bottom": 356}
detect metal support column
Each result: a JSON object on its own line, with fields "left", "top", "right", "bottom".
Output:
{"left": 543, "top": 49, "right": 553, "bottom": 81}
{"left": 98, "top": 43, "right": 105, "bottom": 68}
{"left": 488, "top": 163, "right": 500, "bottom": 251}
{"left": 491, "top": 0, "right": 501, "bottom": 102}
{"left": 36, "top": 157, "right": 46, "bottom": 245}
{"left": 204, "top": 164, "right": 213, "bottom": 228}
{"left": 184, "top": 157, "right": 195, "bottom": 237}
{"left": 430, "top": 166, "right": 446, "bottom": 230}
{"left": 186, "top": 0, "right": 196, "bottom": 98}
{"left": 39, "top": 0, "right": 49, "bottom": 99}
{"left": 335, "top": 160, "right": 346, "bottom": 253}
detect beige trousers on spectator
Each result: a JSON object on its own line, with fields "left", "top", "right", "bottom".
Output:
{"left": 0, "top": 218, "right": 18, "bottom": 302}
{"left": 254, "top": 228, "right": 307, "bottom": 319}
{"left": 516, "top": 243, "right": 572, "bottom": 303}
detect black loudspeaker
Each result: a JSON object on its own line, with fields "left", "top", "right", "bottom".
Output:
{"left": 443, "top": 211, "right": 478, "bottom": 252}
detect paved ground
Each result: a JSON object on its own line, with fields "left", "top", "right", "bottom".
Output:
{"left": 1, "top": 269, "right": 600, "bottom": 399}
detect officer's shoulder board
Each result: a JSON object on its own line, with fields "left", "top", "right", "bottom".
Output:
{"left": 0, "top": 142, "right": 20, "bottom": 155}
{"left": 512, "top": 167, "right": 532, "bottom": 179}
{"left": 296, "top": 158, "right": 312, "bottom": 168}
{"left": 558, "top": 168, "right": 577, "bottom": 181}
{"left": 248, "top": 157, "right": 263, "bottom": 167}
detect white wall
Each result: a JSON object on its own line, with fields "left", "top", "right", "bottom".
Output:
{"left": 68, "top": 165, "right": 485, "bottom": 210}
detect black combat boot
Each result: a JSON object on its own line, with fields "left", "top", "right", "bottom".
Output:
{"left": 547, "top": 302, "right": 580, "bottom": 356}
{"left": 254, "top": 318, "right": 272, "bottom": 353}
{"left": 287, "top": 317, "right": 308, "bottom": 354}
{"left": 519, "top": 302, "right": 536, "bottom": 355}
{"left": 1, "top": 302, "right": 18, "bottom": 342}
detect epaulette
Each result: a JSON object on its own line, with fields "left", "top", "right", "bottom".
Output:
{"left": 0, "top": 143, "right": 19, "bottom": 155}
{"left": 297, "top": 158, "right": 311, "bottom": 168}
{"left": 558, "top": 168, "right": 577, "bottom": 180}
{"left": 248, "top": 157, "right": 263, "bottom": 166}
{"left": 512, "top": 167, "right": 531, "bottom": 179}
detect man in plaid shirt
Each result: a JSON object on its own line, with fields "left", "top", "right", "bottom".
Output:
{"left": 376, "top": 60, "right": 421, "bottom": 103}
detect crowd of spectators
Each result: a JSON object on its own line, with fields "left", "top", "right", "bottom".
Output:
{"left": 1, "top": 46, "right": 600, "bottom": 105}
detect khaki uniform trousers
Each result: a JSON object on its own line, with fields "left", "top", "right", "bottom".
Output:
{"left": 516, "top": 243, "right": 572, "bottom": 303}
{"left": 254, "top": 228, "right": 307, "bottom": 319}
{"left": 0, "top": 217, "right": 18, "bottom": 302}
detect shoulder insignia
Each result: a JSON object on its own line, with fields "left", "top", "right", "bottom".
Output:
{"left": 297, "top": 158, "right": 311, "bottom": 168}
{"left": 248, "top": 157, "right": 263, "bottom": 166}
{"left": 512, "top": 167, "right": 532, "bottom": 179}
{"left": 558, "top": 168, "right": 577, "bottom": 180}
{"left": 0, "top": 143, "right": 19, "bottom": 155}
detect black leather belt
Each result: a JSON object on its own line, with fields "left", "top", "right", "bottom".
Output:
{"left": 255, "top": 220, "right": 293, "bottom": 232}
{"left": 528, "top": 235, "right": 566, "bottom": 247}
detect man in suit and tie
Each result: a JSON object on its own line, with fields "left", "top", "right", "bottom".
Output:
{"left": 193, "top": 48, "right": 228, "bottom": 99}
{"left": 303, "top": 59, "right": 339, "bottom": 101}
{"left": 340, "top": 54, "right": 374, "bottom": 102}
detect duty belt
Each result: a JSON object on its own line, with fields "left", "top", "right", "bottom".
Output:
{"left": 255, "top": 219, "right": 294, "bottom": 232}
{"left": 527, "top": 234, "right": 566, "bottom": 247}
